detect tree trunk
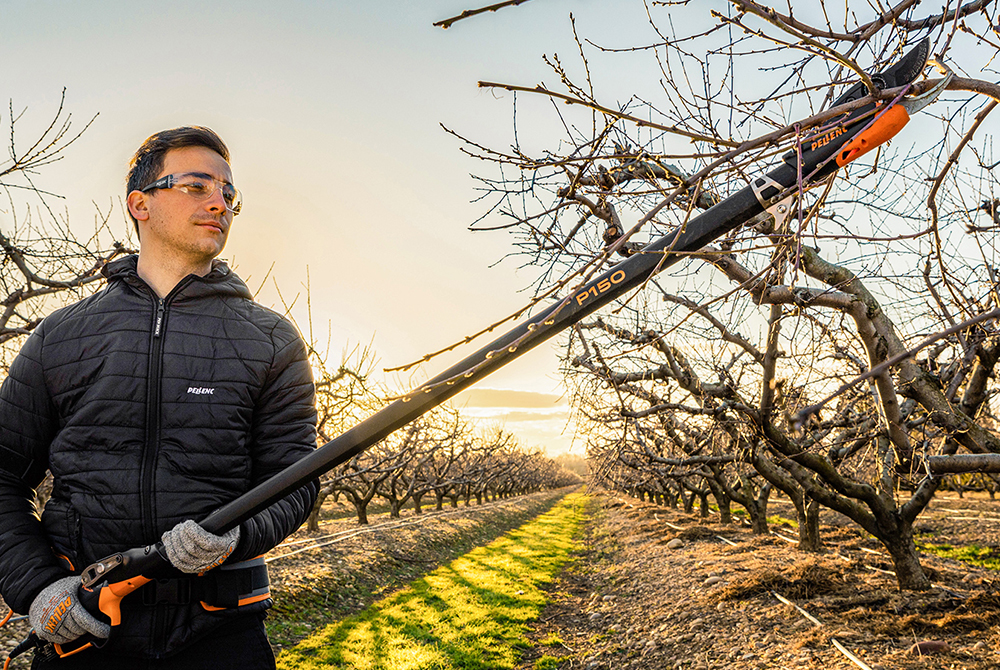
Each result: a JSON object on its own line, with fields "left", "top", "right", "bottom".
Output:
{"left": 307, "top": 488, "right": 331, "bottom": 532}
{"left": 666, "top": 488, "right": 678, "bottom": 509}
{"left": 881, "top": 528, "right": 932, "bottom": 591}
{"left": 795, "top": 498, "right": 823, "bottom": 552}
{"left": 751, "top": 483, "right": 771, "bottom": 534}
{"left": 354, "top": 499, "right": 369, "bottom": 526}
{"left": 748, "top": 502, "right": 768, "bottom": 535}
{"left": 698, "top": 491, "right": 710, "bottom": 518}
{"left": 413, "top": 494, "right": 423, "bottom": 515}
{"left": 716, "top": 496, "right": 732, "bottom": 525}
{"left": 682, "top": 490, "right": 695, "bottom": 514}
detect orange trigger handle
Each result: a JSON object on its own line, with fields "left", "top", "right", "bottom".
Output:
{"left": 836, "top": 104, "right": 910, "bottom": 167}
{"left": 92, "top": 575, "right": 153, "bottom": 626}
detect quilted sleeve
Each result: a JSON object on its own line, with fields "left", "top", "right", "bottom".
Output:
{"left": 228, "top": 318, "right": 318, "bottom": 561}
{"left": 0, "top": 326, "right": 70, "bottom": 613}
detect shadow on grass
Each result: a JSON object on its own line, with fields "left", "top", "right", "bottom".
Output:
{"left": 276, "top": 494, "right": 585, "bottom": 670}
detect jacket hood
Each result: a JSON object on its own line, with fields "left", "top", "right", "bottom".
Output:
{"left": 102, "top": 254, "right": 253, "bottom": 301}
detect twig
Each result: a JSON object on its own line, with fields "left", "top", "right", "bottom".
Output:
{"left": 433, "top": 0, "right": 538, "bottom": 29}
{"left": 772, "top": 591, "right": 823, "bottom": 626}
{"left": 831, "top": 638, "right": 876, "bottom": 670}
{"left": 795, "top": 306, "right": 1000, "bottom": 429}
{"left": 478, "top": 81, "right": 740, "bottom": 147}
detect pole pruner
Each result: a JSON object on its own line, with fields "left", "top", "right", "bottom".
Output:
{"left": 4, "top": 37, "right": 954, "bottom": 666}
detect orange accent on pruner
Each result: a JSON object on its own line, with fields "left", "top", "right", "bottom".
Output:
{"left": 0, "top": 609, "right": 12, "bottom": 628}
{"left": 199, "top": 591, "right": 271, "bottom": 612}
{"left": 54, "top": 552, "right": 76, "bottom": 572}
{"left": 53, "top": 642, "right": 93, "bottom": 658}
{"left": 836, "top": 104, "right": 910, "bottom": 167}
{"left": 97, "top": 576, "right": 152, "bottom": 626}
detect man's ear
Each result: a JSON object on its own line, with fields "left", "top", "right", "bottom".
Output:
{"left": 127, "top": 190, "right": 150, "bottom": 222}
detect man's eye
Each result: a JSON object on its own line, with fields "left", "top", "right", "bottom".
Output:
{"left": 180, "top": 181, "right": 211, "bottom": 195}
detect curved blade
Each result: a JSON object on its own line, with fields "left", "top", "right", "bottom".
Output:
{"left": 831, "top": 37, "right": 930, "bottom": 108}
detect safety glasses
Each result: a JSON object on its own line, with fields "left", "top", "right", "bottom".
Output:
{"left": 141, "top": 172, "right": 242, "bottom": 215}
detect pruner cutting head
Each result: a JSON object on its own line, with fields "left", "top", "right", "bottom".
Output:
{"left": 787, "top": 39, "right": 941, "bottom": 178}
{"left": 830, "top": 38, "right": 930, "bottom": 109}
{"left": 898, "top": 72, "right": 954, "bottom": 115}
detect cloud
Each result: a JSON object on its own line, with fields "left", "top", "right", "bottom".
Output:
{"left": 449, "top": 388, "right": 579, "bottom": 456}
{"left": 452, "top": 387, "right": 567, "bottom": 409}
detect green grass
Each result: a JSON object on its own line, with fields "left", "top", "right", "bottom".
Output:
{"left": 728, "top": 509, "right": 797, "bottom": 527}
{"left": 276, "top": 493, "right": 587, "bottom": 670}
{"left": 537, "top": 633, "right": 563, "bottom": 646}
{"left": 267, "top": 490, "right": 572, "bottom": 650}
{"left": 768, "top": 514, "right": 797, "bottom": 528}
{"left": 533, "top": 655, "right": 566, "bottom": 669}
{"left": 917, "top": 540, "right": 1000, "bottom": 570}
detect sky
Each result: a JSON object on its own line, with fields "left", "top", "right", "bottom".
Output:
{"left": 1, "top": 0, "right": 666, "bottom": 455}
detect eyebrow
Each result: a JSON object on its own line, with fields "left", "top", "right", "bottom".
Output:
{"left": 182, "top": 171, "right": 234, "bottom": 186}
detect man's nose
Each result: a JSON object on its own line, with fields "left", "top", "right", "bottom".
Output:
{"left": 204, "top": 187, "right": 227, "bottom": 213}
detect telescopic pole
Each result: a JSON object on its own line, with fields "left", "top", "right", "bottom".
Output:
{"left": 199, "top": 164, "right": 806, "bottom": 533}
{"left": 197, "top": 36, "right": 938, "bottom": 534}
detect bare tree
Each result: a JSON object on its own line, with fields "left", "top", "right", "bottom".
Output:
{"left": 445, "top": 1, "right": 1000, "bottom": 590}
{"left": 0, "top": 92, "right": 132, "bottom": 363}
{"left": 0, "top": 93, "right": 133, "bottom": 513}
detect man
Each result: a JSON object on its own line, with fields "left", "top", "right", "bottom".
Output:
{"left": 0, "top": 127, "right": 318, "bottom": 668}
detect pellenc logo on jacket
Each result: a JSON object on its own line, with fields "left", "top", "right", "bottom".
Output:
{"left": 187, "top": 387, "right": 216, "bottom": 395}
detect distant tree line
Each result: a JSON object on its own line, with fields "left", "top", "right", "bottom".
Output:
{"left": 306, "top": 346, "right": 582, "bottom": 528}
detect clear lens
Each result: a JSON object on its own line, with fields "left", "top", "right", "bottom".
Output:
{"left": 176, "top": 177, "right": 213, "bottom": 197}
{"left": 174, "top": 175, "right": 242, "bottom": 214}
{"left": 223, "top": 184, "right": 242, "bottom": 214}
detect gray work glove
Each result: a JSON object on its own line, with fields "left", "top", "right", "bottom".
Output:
{"left": 161, "top": 519, "right": 240, "bottom": 574}
{"left": 29, "top": 575, "right": 110, "bottom": 644}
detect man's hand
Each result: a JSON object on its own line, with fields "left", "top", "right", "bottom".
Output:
{"left": 161, "top": 520, "right": 240, "bottom": 574}
{"left": 29, "top": 576, "right": 111, "bottom": 644}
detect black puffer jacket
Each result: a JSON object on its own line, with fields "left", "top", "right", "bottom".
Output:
{"left": 0, "top": 255, "right": 318, "bottom": 658}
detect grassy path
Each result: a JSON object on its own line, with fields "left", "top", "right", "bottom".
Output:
{"left": 275, "top": 492, "right": 587, "bottom": 670}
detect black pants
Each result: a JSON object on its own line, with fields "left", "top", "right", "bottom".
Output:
{"left": 30, "top": 616, "right": 276, "bottom": 670}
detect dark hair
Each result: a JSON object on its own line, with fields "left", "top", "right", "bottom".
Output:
{"left": 126, "top": 126, "right": 230, "bottom": 230}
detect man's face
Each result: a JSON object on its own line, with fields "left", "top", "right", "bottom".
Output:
{"left": 131, "top": 145, "right": 235, "bottom": 266}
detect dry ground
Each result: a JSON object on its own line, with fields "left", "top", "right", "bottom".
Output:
{"left": 519, "top": 492, "right": 1000, "bottom": 670}
{"left": 4, "top": 488, "right": 999, "bottom": 669}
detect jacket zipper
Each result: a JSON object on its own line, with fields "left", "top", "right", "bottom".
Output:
{"left": 139, "top": 276, "right": 194, "bottom": 545}
{"left": 134, "top": 276, "right": 200, "bottom": 656}
{"left": 141, "top": 297, "right": 166, "bottom": 544}
{"left": 148, "top": 295, "right": 172, "bottom": 656}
